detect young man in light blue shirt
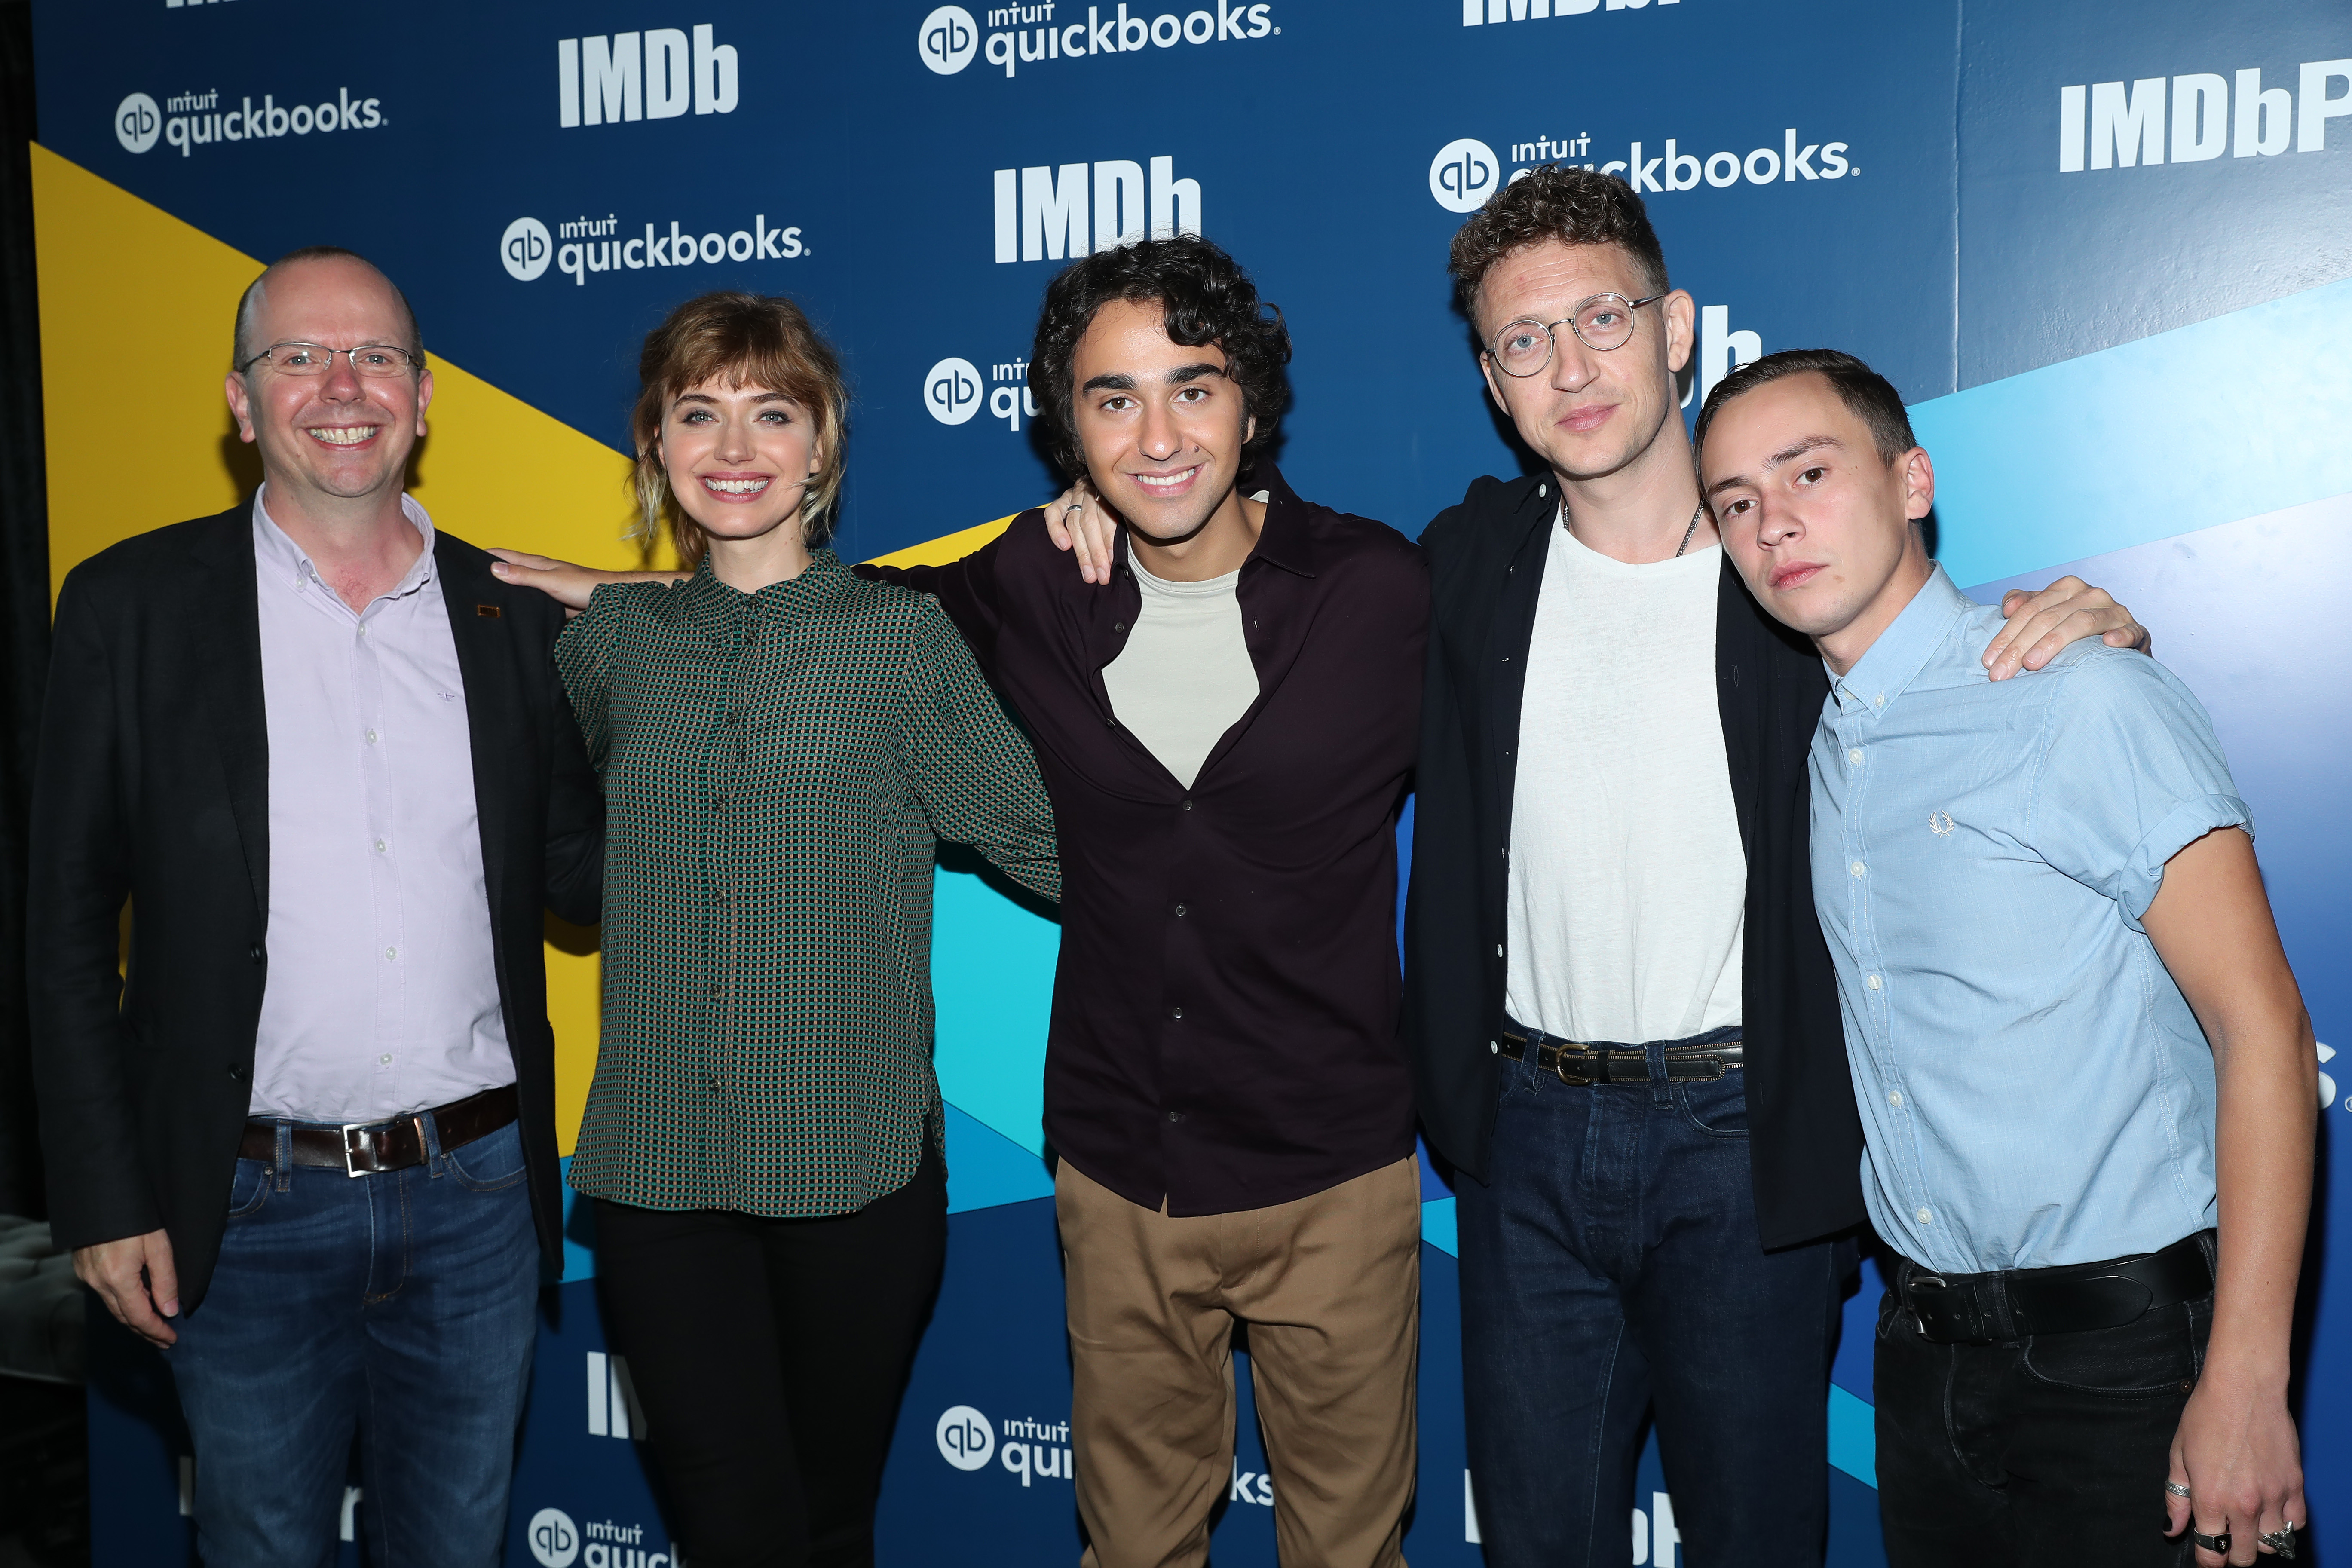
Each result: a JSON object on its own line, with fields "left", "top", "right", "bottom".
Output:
{"left": 1694, "top": 349, "right": 2315, "bottom": 1568}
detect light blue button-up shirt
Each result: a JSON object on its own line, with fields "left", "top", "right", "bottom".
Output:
{"left": 1810, "top": 567, "right": 2249, "bottom": 1274}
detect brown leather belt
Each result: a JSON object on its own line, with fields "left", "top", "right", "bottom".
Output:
{"left": 239, "top": 1084, "right": 519, "bottom": 1176}
{"left": 1499, "top": 1026, "right": 1743, "bottom": 1086}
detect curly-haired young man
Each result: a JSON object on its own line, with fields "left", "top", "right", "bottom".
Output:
{"left": 879, "top": 236, "right": 1429, "bottom": 1568}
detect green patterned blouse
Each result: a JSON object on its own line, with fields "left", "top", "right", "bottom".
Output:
{"left": 555, "top": 550, "right": 1059, "bottom": 1218}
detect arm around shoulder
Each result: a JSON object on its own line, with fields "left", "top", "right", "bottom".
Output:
{"left": 898, "top": 594, "right": 1059, "bottom": 905}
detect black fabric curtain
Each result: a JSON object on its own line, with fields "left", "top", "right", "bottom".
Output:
{"left": 0, "top": 0, "right": 52, "bottom": 1220}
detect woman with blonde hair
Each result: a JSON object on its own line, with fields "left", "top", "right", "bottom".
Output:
{"left": 493, "top": 291, "right": 1057, "bottom": 1568}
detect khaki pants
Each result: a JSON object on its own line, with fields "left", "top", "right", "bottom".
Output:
{"left": 1054, "top": 1155, "right": 1421, "bottom": 1568}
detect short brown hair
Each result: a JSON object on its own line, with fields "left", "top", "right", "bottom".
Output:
{"left": 630, "top": 292, "right": 849, "bottom": 566}
{"left": 1446, "top": 165, "right": 1670, "bottom": 326}
{"left": 1692, "top": 349, "right": 1918, "bottom": 468}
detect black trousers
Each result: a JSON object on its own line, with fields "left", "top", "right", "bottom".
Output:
{"left": 593, "top": 1149, "right": 947, "bottom": 1568}
{"left": 1874, "top": 1281, "right": 2211, "bottom": 1567}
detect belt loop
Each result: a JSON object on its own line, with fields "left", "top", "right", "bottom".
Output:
{"left": 273, "top": 1120, "right": 292, "bottom": 1193}
{"left": 419, "top": 1108, "right": 445, "bottom": 1175}
{"left": 1643, "top": 1039, "right": 1672, "bottom": 1108}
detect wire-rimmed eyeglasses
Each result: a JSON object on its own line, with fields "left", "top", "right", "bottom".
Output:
{"left": 239, "top": 341, "right": 420, "bottom": 377}
{"left": 1484, "top": 294, "right": 1664, "bottom": 377}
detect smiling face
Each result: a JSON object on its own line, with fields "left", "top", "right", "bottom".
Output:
{"left": 1069, "top": 297, "right": 1254, "bottom": 547}
{"left": 224, "top": 255, "right": 431, "bottom": 508}
{"left": 1473, "top": 238, "right": 1693, "bottom": 484}
{"left": 1700, "top": 370, "right": 1936, "bottom": 670}
{"left": 658, "top": 378, "right": 823, "bottom": 546}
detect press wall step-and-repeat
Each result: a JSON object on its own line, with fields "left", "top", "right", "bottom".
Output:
{"left": 29, "top": 1, "right": 2351, "bottom": 1563}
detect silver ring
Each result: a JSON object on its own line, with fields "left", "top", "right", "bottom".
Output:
{"left": 2194, "top": 1530, "right": 2231, "bottom": 1555}
{"left": 1064, "top": 502, "right": 1085, "bottom": 514}
{"left": 2261, "top": 1524, "right": 2298, "bottom": 1559}
{"left": 2167, "top": 1482, "right": 2194, "bottom": 1499}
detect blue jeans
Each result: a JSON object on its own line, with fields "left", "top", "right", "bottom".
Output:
{"left": 166, "top": 1115, "right": 540, "bottom": 1568}
{"left": 1457, "top": 1029, "right": 1852, "bottom": 1567}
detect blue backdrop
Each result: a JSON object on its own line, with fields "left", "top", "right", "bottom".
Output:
{"left": 37, "top": 1, "right": 2351, "bottom": 1563}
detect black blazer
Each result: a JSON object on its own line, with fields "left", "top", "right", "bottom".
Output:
{"left": 27, "top": 502, "right": 603, "bottom": 1308}
{"left": 1403, "top": 474, "right": 1865, "bottom": 1250}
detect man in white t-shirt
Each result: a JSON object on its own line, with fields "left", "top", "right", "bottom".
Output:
{"left": 1402, "top": 167, "right": 2150, "bottom": 1566}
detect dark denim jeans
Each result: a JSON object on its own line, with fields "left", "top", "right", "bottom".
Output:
{"left": 167, "top": 1116, "right": 540, "bottom": 1568}
{"left": 1458, "top": 1028, "right": 1851, "bottom": 1568}
{"left": 1874, "top": 1271, "right": 2210, "bottom": 1567}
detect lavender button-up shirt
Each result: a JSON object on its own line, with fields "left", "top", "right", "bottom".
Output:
{"left": 250, "top": 489, "right": 511, "bottom": 1123}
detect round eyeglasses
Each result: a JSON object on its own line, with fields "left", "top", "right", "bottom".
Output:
{"left": 239, "top": 341, "right": 420, "bottom": 377}
{"left": 1485, "top": 293, "right": 1664, "bottom": 377}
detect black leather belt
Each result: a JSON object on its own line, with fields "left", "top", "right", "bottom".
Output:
{"left": 1894, "top": 1230, "right": 2215, "bottom": 1344}
{"left": 239, "top": 1084, "right": 519, "bottom": 1176}
{"left": 1498, "top": 1026, "right": 1742, "bottom": 1086}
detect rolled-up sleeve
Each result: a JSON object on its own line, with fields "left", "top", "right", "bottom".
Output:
{"left": 2027, "top": 651, "right": 2251, "bottom": 929}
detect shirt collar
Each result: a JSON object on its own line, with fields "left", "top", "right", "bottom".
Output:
{"left": 1826, "top": 564, "right": 1973, "bottom": 719}
{"left": 683, "top": 546, "right": 852, "bottom": 633}
{"left": 252, "top": 484, "right": 438, "bottom": 603}
{"left": 1240, "top": 465, "right": 1318, "bottom": 579}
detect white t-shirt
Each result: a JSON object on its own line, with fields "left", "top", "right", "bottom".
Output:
{"left": 1102, "top": 543, "right": 1260, "bottom": 788}
{"left": 1503, "top": 519, "right": 1746, "bottom": 1044}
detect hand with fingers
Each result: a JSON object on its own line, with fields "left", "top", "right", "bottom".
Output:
{"left": 1041, "top": 481, "right": 1121, "bottom": 585}
{"left": 2165, "top": 1372, "right": 2306, "bottom": 1565}
{"left": 74, "top": 1229, "right": 181, "bottom": 1348}
{"left": 1982, "top": 573, "right": 2151, "bottom": 680}
{"left": 488, "top": 549, "right": 688, "bottom": 616}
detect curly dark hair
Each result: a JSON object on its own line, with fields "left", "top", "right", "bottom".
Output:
{"left": 1026, "top": 236, "right": 1290, "bottom": 481}
{"left": 1446, "top": 165, "right": 1669, "bottom": 325}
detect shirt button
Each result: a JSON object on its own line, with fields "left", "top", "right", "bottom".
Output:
{"left": 1170, "top": 1005, "right": 1184, "bottom": 1020}
{"left": 1867, "top": 974, "right": 1882, "bottom": 991}
{"left": 383, "top": 946, "right": 398, "bottom": 960}
{"left": 1173, "top": 903, "right": 1187, "bottom": 917}
{"left": 1167, "top": 1109, "right": 1183, "bottom": 1123}
{"left": 374, "top": 839, "right": 388, "bottom": 853}
{"left": 365, "top": 729, "right": 379, "bottom": 744}
{"left": 1850, "top": 861, "right": 1866, "bottom": 877}
{"left": 1874, "top": 694, "right": 1886, "bottom": 708}
{"left": 1113, "top": 622, "right": 1125, "bottom": 633}
{"left": 380, "top": 1054, "right": 393, "bottom": 1066}
{"left": 1847, "top": 748, "right": 1863, "bottom": 765}
{"left": 1489, "top": 1041, "right": 1499, "bottom": 1054}
{"left": 1181, "top": 799, "right": 1193, "bottom": 811}
{"left": 1495, "top": 944, "right": 1504, "bottom": 957}
{"left": 1887, "top": 1090, "right": 1903, "bottom": 1108}
{"left": 1915, "top": 1206, "right": 1934, "bottom": 1225}
{"left": 249, "top": 943, "right": 264, "bottom": 964}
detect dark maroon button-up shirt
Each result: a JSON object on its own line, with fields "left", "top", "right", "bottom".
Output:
{"left": 862, "top": 467, "right": 1425, "bottom": 1215}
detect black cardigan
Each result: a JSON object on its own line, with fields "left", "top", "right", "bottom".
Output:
{"left": 27, "top": 503, "right": 604, "bottom": 1308}
{"left": 1403, "top": 473, "right": 1865, "bottom": 1250}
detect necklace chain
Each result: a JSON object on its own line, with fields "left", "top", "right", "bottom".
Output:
{"left": 1556, "top": 497, "right": 1709, "bottom": 559}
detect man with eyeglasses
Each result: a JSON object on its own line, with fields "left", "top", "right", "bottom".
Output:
{"left": 1400, "top": 167, "right": 2151, "bottom": 1565}
{"left": 28, "top": 245, "right": 602, "bottom": 1567}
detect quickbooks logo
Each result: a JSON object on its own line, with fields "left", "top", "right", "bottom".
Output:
{"left": 991, "top": 155, "right": 1202, "bottom": 261}
{"left": 557, "top": 23, "right": 739, "bottom": 127}
{"left": 1461, "top": 0, "right": 1676, "bottom": 19}
{"left": 1428, "top": 127, "right": 1855, "bottom": 213}
{"left": 501, "top": 211, "right": 805, "bottom": 286}
{"left": 115, "top": 86, "right": 387, "bottom": 157}
{"left": 925, "top": 353, "right": 1040, "bottom": 432}
{"left": 2055, "top": 58, "right": 2352, "bottom": 171}
{"left": 920, "top": 2, "right": 1277, "bottom": 81}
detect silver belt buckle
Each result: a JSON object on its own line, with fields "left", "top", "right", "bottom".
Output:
{"left": 340, "top": 1122, "right": 374, "bottom": 1177}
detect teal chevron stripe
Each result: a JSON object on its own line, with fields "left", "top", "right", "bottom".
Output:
{"left": 1828, "top": 1384, "right": 1878, "bottom": 1488}
{"left": 931, "top": 863, "right": 1061, "bottom": 1158}
{"left": 943, "top": 1102, "right": 1057, "bottom": 1214}
{"left": 1421, "top": 1195, "right": 1459, "bottom": 1255}
{"left": 1915, "top": 276, "right": 2352, "bottom": 590}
